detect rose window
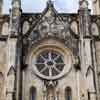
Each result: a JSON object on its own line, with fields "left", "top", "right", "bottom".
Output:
{"left": 35, "top": 51, "right": 65, "bottom": 77}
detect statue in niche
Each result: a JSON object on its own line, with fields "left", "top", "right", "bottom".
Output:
{"left": 43, "top": 80, "right": 59, "bottom": 100}
{"left": 47, "top": 87, "right": 55, "bottom": 100}
{"left": 81, "top": 94, "right": 85, "bottom": 100}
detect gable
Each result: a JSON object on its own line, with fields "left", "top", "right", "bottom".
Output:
{"left": 7, "top": 66, "right": 15, "bottom": 76}
{"left": 22, "top": 1, "right": 79, "bottom": 60}
{"left": 24, "top": 1, "right": 78, "bottom": 40}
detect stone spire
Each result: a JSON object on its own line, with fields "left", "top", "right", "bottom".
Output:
{"left": 78, "top": 0, "right": 90, "bottom": 37}
{"left": 47, "top": 0, "right": 54, "bottom": 9}
{"left": 79, "top": 0, "right": 88, "bottom": 9}
{"left": 0, "top": 0, "right": 3, "bottom": 15}
{"left": 9, "top": 1, "right": 22, "bottom": 99}
{"left": 12, "top": 0, "right": 21, "bottom": 8}
{"left": 11, "top": 0, "right": 21, "bottom": 17}
{"left": 10, "top": 0, "right": 22, "bottom": 36}
{"left": 47, "top": 0, "right": 54, "bottom": 8}
{"left": 10, "top": 1, "right": 22, "bottom": 100}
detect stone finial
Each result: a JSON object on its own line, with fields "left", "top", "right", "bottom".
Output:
{"left": 79, "top": 0, "right": 88, "bottom": 9}
{"left": 47, "top": 0, "right": 54, "bottom": 8}
{"left": 11, "top": 0, "right": 21, "bottom": 16}
{"left": 12, "top": 0, "right": 21, "bottom": 8}
{"left": 10, "top": 0, "right": 22, "bottom": 36}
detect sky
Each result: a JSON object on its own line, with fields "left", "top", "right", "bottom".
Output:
{"left": 3, "top": 0, "right": 92, "bottom": 14}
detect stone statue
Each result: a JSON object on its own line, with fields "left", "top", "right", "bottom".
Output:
{"left": 81, "top": 94, "right": 85, "bottom": 100}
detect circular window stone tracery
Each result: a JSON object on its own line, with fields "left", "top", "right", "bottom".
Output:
{"left": 30, "top": 45, "right": 72, "bottom": 80}
{"left": 35, "top": 51, "right": 65, "bottom": 77}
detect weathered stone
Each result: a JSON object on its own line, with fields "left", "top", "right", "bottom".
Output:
{"left": 0, "top": 0, "right": 99, "bottom": 100}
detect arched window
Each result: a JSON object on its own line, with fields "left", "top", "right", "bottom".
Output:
{"left": 65, "top": 87, "right": 72, "bottom": 100}
{"left": 30, "top": 87, "right": 36, "bottom": 100}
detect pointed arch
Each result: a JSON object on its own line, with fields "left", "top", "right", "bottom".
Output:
{"left": 86, "top": 65, "right": 94, "bottom": 77}
{"left": 65, "top": 87, "right": 72, "bottom": 100}
{"left": 30, "top": 87, "right": 37, "bottom": 100}
{"left": 22, "top": 21, "right": 30, "bottom": 34}
{"left": 70, "top": 21, "right": 78, "bottom": 35}
{"left": 86, "top": 65, "right": 96, "bottom": 92}
{"left": 7, "top": 66, "right": 15, "bottom": 92}
{"left": 91, "top": 22, "right": 99, "bottom": 36}
{"left": 7, "top": 66, "right": 15, "bottom": 76}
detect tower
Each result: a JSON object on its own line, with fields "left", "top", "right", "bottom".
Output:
{"left": 7, "top": 0, "right": 22, "bottom": 100}
{"left": 79, "top": 0, "right": 97, "bottom": 99}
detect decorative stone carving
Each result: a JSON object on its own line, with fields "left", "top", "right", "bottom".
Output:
{"left": 12, "top": 1, "right": 20, "bottom": 8}
{"left": 31, "top": 46, "right": 72, "bottom": 80}
{"left": 44, "top": 80, "right": 58, "bottom": 87}
{"left": 35, "top": 14, "right": 68, "bottom": 40}
{"left": 2, "top": 22, "right": 9, "bottom": 35}
{"left": 22, "top": 21, "right": 30, "bottom": 35}
{"left": 0, "top": 1, "right": 100, "bottom": 100}
{"left": 22, "top": 1, "right": 79, "bottom": 61}
{"left": 10, "top": 16, "right": 21, "bottom": 35}
{"left": 91, "top": 23, "right": 99, "bottom": 36}
{"left": 79, "top": 0, "right": 88, "bottom": 9}
{"left": 71, "top": 21, "right": 78, "bottom": 35}
{"left": 86, "top": 66, "right": 95, "bottom": 91}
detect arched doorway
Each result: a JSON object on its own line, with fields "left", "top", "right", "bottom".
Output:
{"left": 30, "top": 87, "right": 36, "bottom": 100}
{"left": 65, "top": 87, "right": 72, "bottom": 100}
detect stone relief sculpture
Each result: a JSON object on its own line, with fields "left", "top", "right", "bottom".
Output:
{"left": 91, "top": 23, "right": 99, "bottom": 36}
{"left": 22, "top": 21, "right": 30, "bottom": 35}
{"left": 81, "top": 94, "right": 85, "bottom": 100}
{"left": 71, "top": 21, "right": 78, "bottom": 35}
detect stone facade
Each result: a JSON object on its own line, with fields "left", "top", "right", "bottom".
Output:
{"left": 0, "top": 0, "right": 100, "bottom": 100}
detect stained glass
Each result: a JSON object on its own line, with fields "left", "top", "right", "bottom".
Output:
{"left": 35, "top": 51, "right": 65, "bottom": 77}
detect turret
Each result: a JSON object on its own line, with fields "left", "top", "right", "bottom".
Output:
{"left": 79, "top": 0, "right": 90, "bottom": 37}
{"left": 78, "top": 1, "right": 97, "bottom": 100}
{"left": 10, "top": 0, "right": 22, "bottom": 36}
{"left": 8, "top": 0, "right": 22, "bottom": 100}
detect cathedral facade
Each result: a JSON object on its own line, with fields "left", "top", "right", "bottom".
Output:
{"left": 0, "top": 0, "right": 100, "bottom": 100}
